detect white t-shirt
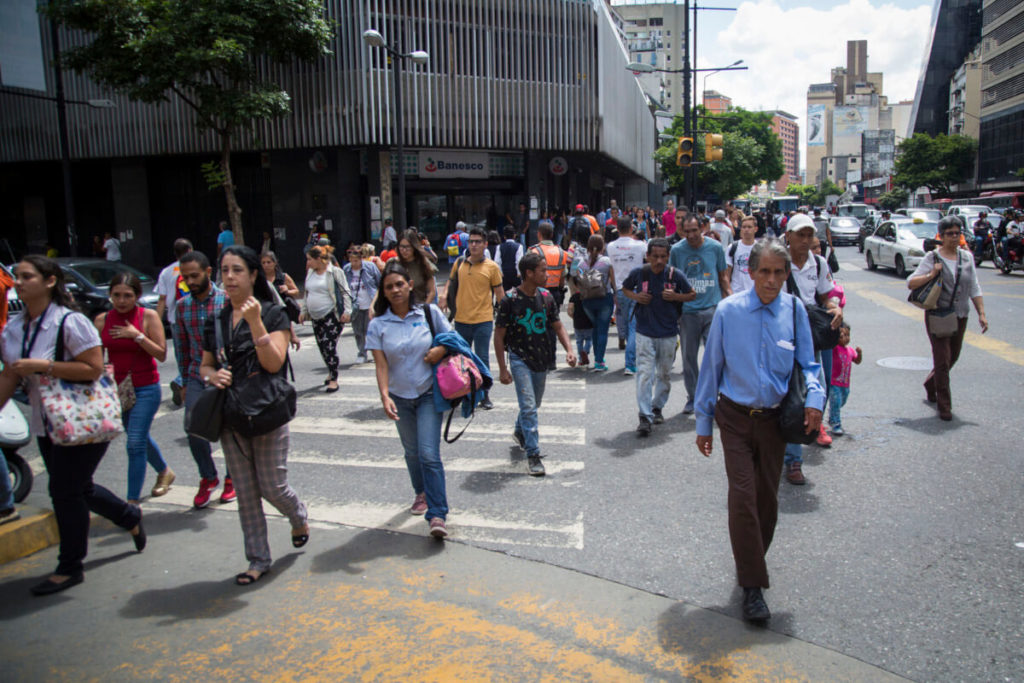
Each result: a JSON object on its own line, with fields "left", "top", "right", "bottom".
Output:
{"left": 727, "top": 241, "right": 755, "bottom": 293}
{"left": 347, "top": 266, "right": 375, "bottom": 310}
{"left": 606, "top": 237, "right": 647, "bottom": 290}
{"left": 789, "top": 253, "right": 833, "bottom": 306}
{"left": 156, "top": 261, "right": 181, "bottom": 324}
{"left": 711, "top": 223, "right": 733, "bottom": 246}
{"left": 104, "top": 238, "right": 121, "bottom": 261}
{"left": 304, "top": 270, "right": 335, "bottom": 320}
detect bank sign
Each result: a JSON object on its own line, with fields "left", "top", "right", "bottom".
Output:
{"left": 418, "top": 151, "right": 489, "bottom": 179}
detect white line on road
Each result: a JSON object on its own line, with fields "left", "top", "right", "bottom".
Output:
{"left": 289, "top": 417, "right": 586, "bottom": 444}
{"left": 304, "top": 395, "right": 587, "bottom": 413}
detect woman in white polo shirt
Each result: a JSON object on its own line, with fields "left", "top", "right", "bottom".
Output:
{"left": 366, "top": 262, "right": 452, "bottom": 539}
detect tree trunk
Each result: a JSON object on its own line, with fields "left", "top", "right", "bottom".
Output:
{"left": 219, "top": 132, "right": 243, "bottom": 245}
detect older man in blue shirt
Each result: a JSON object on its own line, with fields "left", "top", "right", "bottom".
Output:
{"left": 694, "top": 237, "right": 824, "bottom": 623}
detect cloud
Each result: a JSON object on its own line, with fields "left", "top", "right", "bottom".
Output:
{"left": 703, "top": 0, "right": 933, "bottom": 177}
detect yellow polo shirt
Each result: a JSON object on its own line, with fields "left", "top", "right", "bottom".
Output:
{"left": 453, "top": 258, "right": 503, "bottom": 324}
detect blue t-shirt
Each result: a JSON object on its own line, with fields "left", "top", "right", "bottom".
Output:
{"left": 668, "top": 238, "right": 726, "bottom": 312}
{"left": 217, "top": 230, "right": 235, "bottom": 247}
{"left": 622, "top": 265, "right": 693, "bottom": 338}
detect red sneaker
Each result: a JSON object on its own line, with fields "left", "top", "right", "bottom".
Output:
{"left": 193, "top": 477, "right": 219, "bottom": 508}
{"left": 219, "top": 477, "right": 237, "bottom": 504}
{"left": 816, "top": 424, "right": 833, "bottom": 448}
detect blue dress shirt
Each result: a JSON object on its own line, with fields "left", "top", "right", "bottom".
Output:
{"left": 695, "top": 288, "right": 825, "bottom": 436}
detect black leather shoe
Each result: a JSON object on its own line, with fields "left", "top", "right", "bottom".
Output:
{"left": 652, "top": 408, "right": 664, "bottom": 425}
{"left": 31, "top": 573, "right": 84, "bottom": 596}
{"left": 527, "top": 455, "right": 545, "bottom": 476}
{"left": 131, "top": 510, "right": 146, "bottom": 552}
{"left": 742, "top": 587, "right": 771, "bottom": 622}
{"left": 636, "top": 416, "right": 652, "bottom": 437}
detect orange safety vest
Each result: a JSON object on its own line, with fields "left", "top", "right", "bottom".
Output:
{"left": 530, "top": 243, "right": 568, "bottom": 288}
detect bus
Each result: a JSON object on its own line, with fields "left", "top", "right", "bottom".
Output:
{"left": 767, "top": 196, "right": 799, "bottom": 215}
{"left": 975, "top": 191, "right": 1023, "bottom": 215}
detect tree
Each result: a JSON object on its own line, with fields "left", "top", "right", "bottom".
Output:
{"left": 46, "top": 0, "right": 333, "bottom": 243}
{"left": 655, "top": 106, "right": 784, "bottom": 203}
{"left": 877, "top": 188, "right": 909, "bottom": 211}
{"left": 893, "top": 132, "right": 977, "bottom": 198}
{"left": 785, "top": 183, "right": 817, "bottom": 206}
{"left": 816, "top": 179, "right": 842, "bottom": 205}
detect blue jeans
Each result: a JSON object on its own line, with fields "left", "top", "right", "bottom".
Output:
{"left": 636, "top": 333, "right": 676, "bottom": 420}
{"left": 582, "top": 293, "right": 615, "bottom": 364}
{"left": 784, "top": 350, "right": 828, "bottom": 466}
{"left": 393, "top": 390, "right": 448, "bottom": 521}
{"left": 828, "top": 385, "right": 850, "bottom": 428}
{"left": 615, "top": 290, "right": 638, "bottom": 369}
{"left": 454, "top": 320, "right": 493, "bottom": 373}
{"left": 184, "top": 377, "right": 225, "bottom": 481}
{"left": 510, "top": 355, "right": 547, "bottom": 457}
{"left": 123, "top": 382, "right": 168, "bottom": 500}
{"left": 575, "top": 328, "right": 593, "bottom": 355}
{"left": 0, "top": 447, "right": 13, "bottom": 511}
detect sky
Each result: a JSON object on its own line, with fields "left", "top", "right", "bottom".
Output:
{"left": 613, "top": 0, "right": 936, "bottom": 179}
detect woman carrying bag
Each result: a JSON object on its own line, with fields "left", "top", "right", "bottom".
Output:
{"left": 907, "top": 216, "right": 988, "bottom": 421}
{"left": 367, "top": 263, "right": 453, "bottom": 539}
{"left": 95, "top": 272, "right": 175, "bottom": 504}
{"left": 0, "top": 256, "right": 144, "bottom": 596}
{"left": 300, "top": 245, "right": 352, "bottom": 393}
{"left": 575, "top": 234, "right": 616, "bottom": 372}
{"left": 200, "top": 245, "right": 308, "bottom": 585}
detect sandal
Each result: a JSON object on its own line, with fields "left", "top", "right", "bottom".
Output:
{"left": 235, "top": 569, "right": 267, "bottom": 586}
{"left": 292, "top": 526, "right": 310, "bottom": 548}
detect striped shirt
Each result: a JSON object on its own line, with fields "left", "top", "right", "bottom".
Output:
{"left": 173, "top": 284, "right": 226, "bottom": 382}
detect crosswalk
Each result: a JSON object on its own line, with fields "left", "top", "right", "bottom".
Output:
{"left": 150, "top": 362, "right": 591, "bottom": 550}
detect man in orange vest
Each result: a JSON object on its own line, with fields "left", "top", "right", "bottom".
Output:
{"left": 529, "top": 221, "right": 569, "bottom": 308}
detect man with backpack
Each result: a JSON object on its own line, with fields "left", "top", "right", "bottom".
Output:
{"left": 444, "top": 221, "right": 470, "bottom": 265}
{"left": 622, "top": 238, "right": 695, "bottom": 436}
{"left": 494, "top": 252, "right": 576, "bottom": 475}
{"left": 494, "top": 225, "right": 524, "bottom": 292}
{"left": 528, "top": 221, "right": 569, "bottom": 308}
{"left": 156, "top": 237, "right": 194, "bottom": 405}
{"left": 607, "top": 215, "right": 647, "bottom": 372}
{"left": 725, "top": 216, "right": 758, "bottom": 294}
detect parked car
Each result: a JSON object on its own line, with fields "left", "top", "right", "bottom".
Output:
{"left": 56, "top": 258, "right": 159, "bottom": 318}
{"left": 864, "top": 218, "right": 937, "bottom": 278}
{"left": 896, "top": 208, "right": 943, "bottom": 222}
{"left": 829, "top": 217, "right": 861, "bottom": 246}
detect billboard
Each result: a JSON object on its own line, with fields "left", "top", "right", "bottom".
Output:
{"left": 807, "top": 104, "right": 826, "bottom": 147}
{"left": 832, "top": 106, "right": 871, "bottom": 155}
{"left": 0, "top": 0, "right": 47, "bottom": 91}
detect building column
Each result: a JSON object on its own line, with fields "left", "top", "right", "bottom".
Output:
{"left": 110, "top": 161, "right": 154, "bottom": 272}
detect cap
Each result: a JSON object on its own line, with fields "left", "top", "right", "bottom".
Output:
{"left": 317, "top": 237, "right": 330, "bottom": 245}
{"left": 574, "top": 204, "right": 585, "bottom": 212}
{"left": 786, "top": 214, "right": 816, "bottom": 233}
{"left": 455, "top": 221, "right": 467, "bottom": 230}
{"left": 714, "top": 209, "right": 726, "bottom": 218}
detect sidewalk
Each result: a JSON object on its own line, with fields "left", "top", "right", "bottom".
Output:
{"left": 0, "top": 503, "right": 906, "bottom": 682}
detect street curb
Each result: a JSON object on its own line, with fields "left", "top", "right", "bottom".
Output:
{"left": 0, "top": 506, "right": 59, "bottom": 565}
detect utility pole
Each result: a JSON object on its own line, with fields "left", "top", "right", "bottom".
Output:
{"left": 682, "top": 0, "right": 691, "bottom": 211}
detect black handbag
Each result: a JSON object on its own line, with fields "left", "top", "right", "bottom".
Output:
{"left": 827, "top": 247, "right": 840, "bottom": 273}
{"left": 787, "top": 272, "right": 840, "bottom": 351}
{"left": 445, "top": 257, "right": 463, "bottom": 320}
{"left": 779, "top": 299, "right": 818, "bottom": 445}
{"left": 186, "top": 312, "right": 226, "bottom": 442}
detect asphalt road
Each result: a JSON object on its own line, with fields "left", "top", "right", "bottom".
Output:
{"left": 9, "top": 245, "right": 1024, "bottom": 681}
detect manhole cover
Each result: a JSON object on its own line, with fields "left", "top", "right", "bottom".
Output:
{"left": 876, "top": 356, "right": 932, "bottom": 371}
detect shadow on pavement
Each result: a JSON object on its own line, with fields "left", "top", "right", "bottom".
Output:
{"left": 311, "top": 525, "right": 444, "bottom": 575}
{"left": 891, "top": 414, "right": 978, "bottom": 433}
{"left": 118, "top": 553, "right": 301, "bottom": 625}
{"left": 779, "top": 484, "right": 820, "bottom": 514}
{"left": 594, "top": 417, "right": 693, "bottom": 457}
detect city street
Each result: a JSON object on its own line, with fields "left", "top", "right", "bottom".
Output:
{"left": 2, "top": 246, "right": 1022, "bottom": 681}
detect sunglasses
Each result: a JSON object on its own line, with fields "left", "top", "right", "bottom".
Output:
{"left": 943, "top": 231, "right": 961, "bottom": 237}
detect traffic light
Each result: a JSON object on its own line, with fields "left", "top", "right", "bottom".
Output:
{"left": 705, "top": 133, "right": 724, "bottom": 162}
{"left": 676, "top": 137, "right": 693, "bottom": 167}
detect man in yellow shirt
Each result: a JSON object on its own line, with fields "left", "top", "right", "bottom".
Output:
{"left": 441, "top": 226, "right": 504, "bottom": 409}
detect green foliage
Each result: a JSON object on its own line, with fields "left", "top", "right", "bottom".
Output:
{"left": 785, "top": 183, "right": 818, "bottom": 206}
{"left": 200, "top": 160, "right": 227, "bottom": 191}
{"left": 655, "top": 106, "right": 784, "bottom": 201}
{"left": 893, "top": 133, "right": 977, "bottom": 197}
{"left": 818, "top": 179, "right": 842, "bottom": 203}
{"left": 1016, "top": 168, "right": 1024, "bottom": 181}
{"left": 877, "top": 188, "right": 909, "bottom": 211}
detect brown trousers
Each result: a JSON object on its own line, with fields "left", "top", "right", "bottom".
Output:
{"left": 923, "top": 316, "right": 968, "bottom": 414}
{"left": 715, "top": 397, "right": 786, "bottom": 589}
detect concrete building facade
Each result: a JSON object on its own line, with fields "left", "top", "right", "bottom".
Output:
{"left": 615, "top": 2, "right": 688, "bottom": 114}
{"left": 978, "top": 0, "right": 1024, "bottom": 187}
{"left": 769, "top": 110, "right": 799, "bottom": 192}
{"left": 702, "top": 90, "right": 731, "bottom": 115}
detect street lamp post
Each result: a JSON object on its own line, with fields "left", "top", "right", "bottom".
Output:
{"left": 362, "top": 29, "right": 428, "bottom": 234}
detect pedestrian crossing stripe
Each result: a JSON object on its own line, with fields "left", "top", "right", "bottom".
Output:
{"left": 289, "top": 417, "right": 586, "bottom": 445}
{"left": 305, "top": 396, "right": 587, "bottom": 413}
{"left": 323, "top": 375, "right": 587, "bottom": 388}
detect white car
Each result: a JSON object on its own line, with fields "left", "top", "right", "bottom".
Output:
{"left": 864, "top": 218, "right": 938, "bottom": 278}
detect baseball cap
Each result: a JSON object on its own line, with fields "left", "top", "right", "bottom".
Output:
{"left": 455, "top": 220, "right": 467, "bottom": 230}
{"left": 786, "top": 214, "right": 816, "bottom": 233}
{"left": 715, "top": 209, "right": 726, "bottom": 218}
{"left": 574, "top": 204, "right": 585, "bottom": 212}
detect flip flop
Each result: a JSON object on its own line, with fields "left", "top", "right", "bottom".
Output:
{"left": 235, "top": 570, "right": 267, "bottom": 586}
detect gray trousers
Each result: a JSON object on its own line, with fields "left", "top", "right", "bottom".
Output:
{"left": 351, "top": 308, "right": 370, "bottom": 356}
{"left": 678, "top": 306, "right": 716, "bottom": 404}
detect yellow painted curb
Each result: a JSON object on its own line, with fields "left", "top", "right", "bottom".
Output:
{"left": 0, "top": 507, "right": 59, "bottom": 565}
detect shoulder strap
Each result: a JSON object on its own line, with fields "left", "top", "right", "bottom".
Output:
{"left": 815, "top": 254, "right": 822, "bottom": 278}
{"left": 950, "top": 251, "right": 962, "bottom": 302}
{"left": 424, "top": 304, "right": 437, "bottom": 340}
{"left": 55, "top": 313, "right": 71, "bottom": 362}
{"left": 729, "top": 241, "right": 738, "bottom": 259}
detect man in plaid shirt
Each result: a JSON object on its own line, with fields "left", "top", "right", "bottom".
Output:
{"left": 174, "top": 251, "right": 234, "bottom": 508}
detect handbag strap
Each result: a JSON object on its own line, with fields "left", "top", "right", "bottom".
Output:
{"left": 54, "top": 313, "right": 71, "bottom": 362}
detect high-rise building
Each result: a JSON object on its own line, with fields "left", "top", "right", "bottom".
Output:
{"left": 614, "top": 2, "right": 688, "bottom": 114}
{"left": 702, "top": 90, "right": 731, "bottom": 115}
{"left": 769, "top": 111, "right": 799, "bottom": 192}
{"left": 978, "top": 0, "right": 1024, "bottom": 186}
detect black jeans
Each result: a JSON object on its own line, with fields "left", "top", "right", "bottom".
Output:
{"left": 39, "top": 436, "right": 140, "bottom": 576}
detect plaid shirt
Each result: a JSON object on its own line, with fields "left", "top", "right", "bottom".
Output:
{"left": 174, "top": 284, "right": 226, "bottom": 382}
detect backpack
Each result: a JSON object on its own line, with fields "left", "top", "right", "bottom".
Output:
{"left": 728, "top": 242, "right": 738, "bottom": 260}
{"left": 445, "top": 233, "right": 461, "bottom": 257}
{"left": 577, "top": 264, "right": 607, "bottom": 300}
{"left": 445, "top": 257, "right": 464, "bottom": 320}
{"left": 632, "top": 265, "right": 680, "bottom": 317}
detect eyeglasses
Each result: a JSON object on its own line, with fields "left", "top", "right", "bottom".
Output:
{"left": 943, "top": 231, "right": 961, "bottom": 237}
{"left": 468, "top": 239, "right": 485, "bottom": 244}
{"left": 398, "top": 243, "right": 413, "bottom": 249}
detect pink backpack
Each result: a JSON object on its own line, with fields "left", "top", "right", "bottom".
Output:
{"left": 436, "top": 354, "right": 483, "bottom": 401}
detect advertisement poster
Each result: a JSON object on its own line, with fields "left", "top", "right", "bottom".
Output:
{"left": 807, "top": 104, "right": 825, "bottom": 147}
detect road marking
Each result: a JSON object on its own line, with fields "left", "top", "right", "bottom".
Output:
{"left": 844, "top": 282, "right": 1024, "bottom": 367}
{"left": 328, "top": 375, "right": 586, "bottom": 389}
{"left": 289, "top": 417, "right": 586, "bottom": 444}
{"left": 304, "top": 395, "right": 587, "bottom": 413}
{"left": 148, "top": 488, "right": 584, "bottom": 549}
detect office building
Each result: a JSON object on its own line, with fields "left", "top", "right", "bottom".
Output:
{"left": 978, "top": 0, "right": 1024, "bottom": 186}
{"left": 702, "top": 91, "right": 731, "bottom": 115}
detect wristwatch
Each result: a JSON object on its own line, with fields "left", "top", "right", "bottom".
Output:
{"left": 134, "top": 334, "right": 145, "bottom": 344}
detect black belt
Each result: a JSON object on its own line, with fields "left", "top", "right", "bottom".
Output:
{"left": 719, "top": 394, "right": 780, "bottom": 417}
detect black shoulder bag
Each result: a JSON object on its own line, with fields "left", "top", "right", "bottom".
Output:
{"left": 786, "top": 257, "right": 840, "bottom": 352}
{"left": 186, "top": 313, "right": 227, "bottom": 442}
{"left": 445, "top": 257, "right": 463, "bottom": 321}
{"left": 779, "top": 297, "right": 818, "bottom": 445}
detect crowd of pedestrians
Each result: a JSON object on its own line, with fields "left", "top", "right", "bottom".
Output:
{"left": 0, "top": 202, "right": 991, "bottom": 624}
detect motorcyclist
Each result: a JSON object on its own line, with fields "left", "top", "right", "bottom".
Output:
{"left": 972, "top": 211, "right": 993, "bottom": 261}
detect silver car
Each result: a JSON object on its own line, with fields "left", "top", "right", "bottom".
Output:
{"left": 828, "top": 217, "right": 861, "bottom": 246}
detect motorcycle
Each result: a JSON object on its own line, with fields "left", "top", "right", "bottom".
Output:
{"left": 1, "top": 399, "right": 32, "bottom": 503}
{"left": 992, "top": 236, "right": 1024, "bottom": 275}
